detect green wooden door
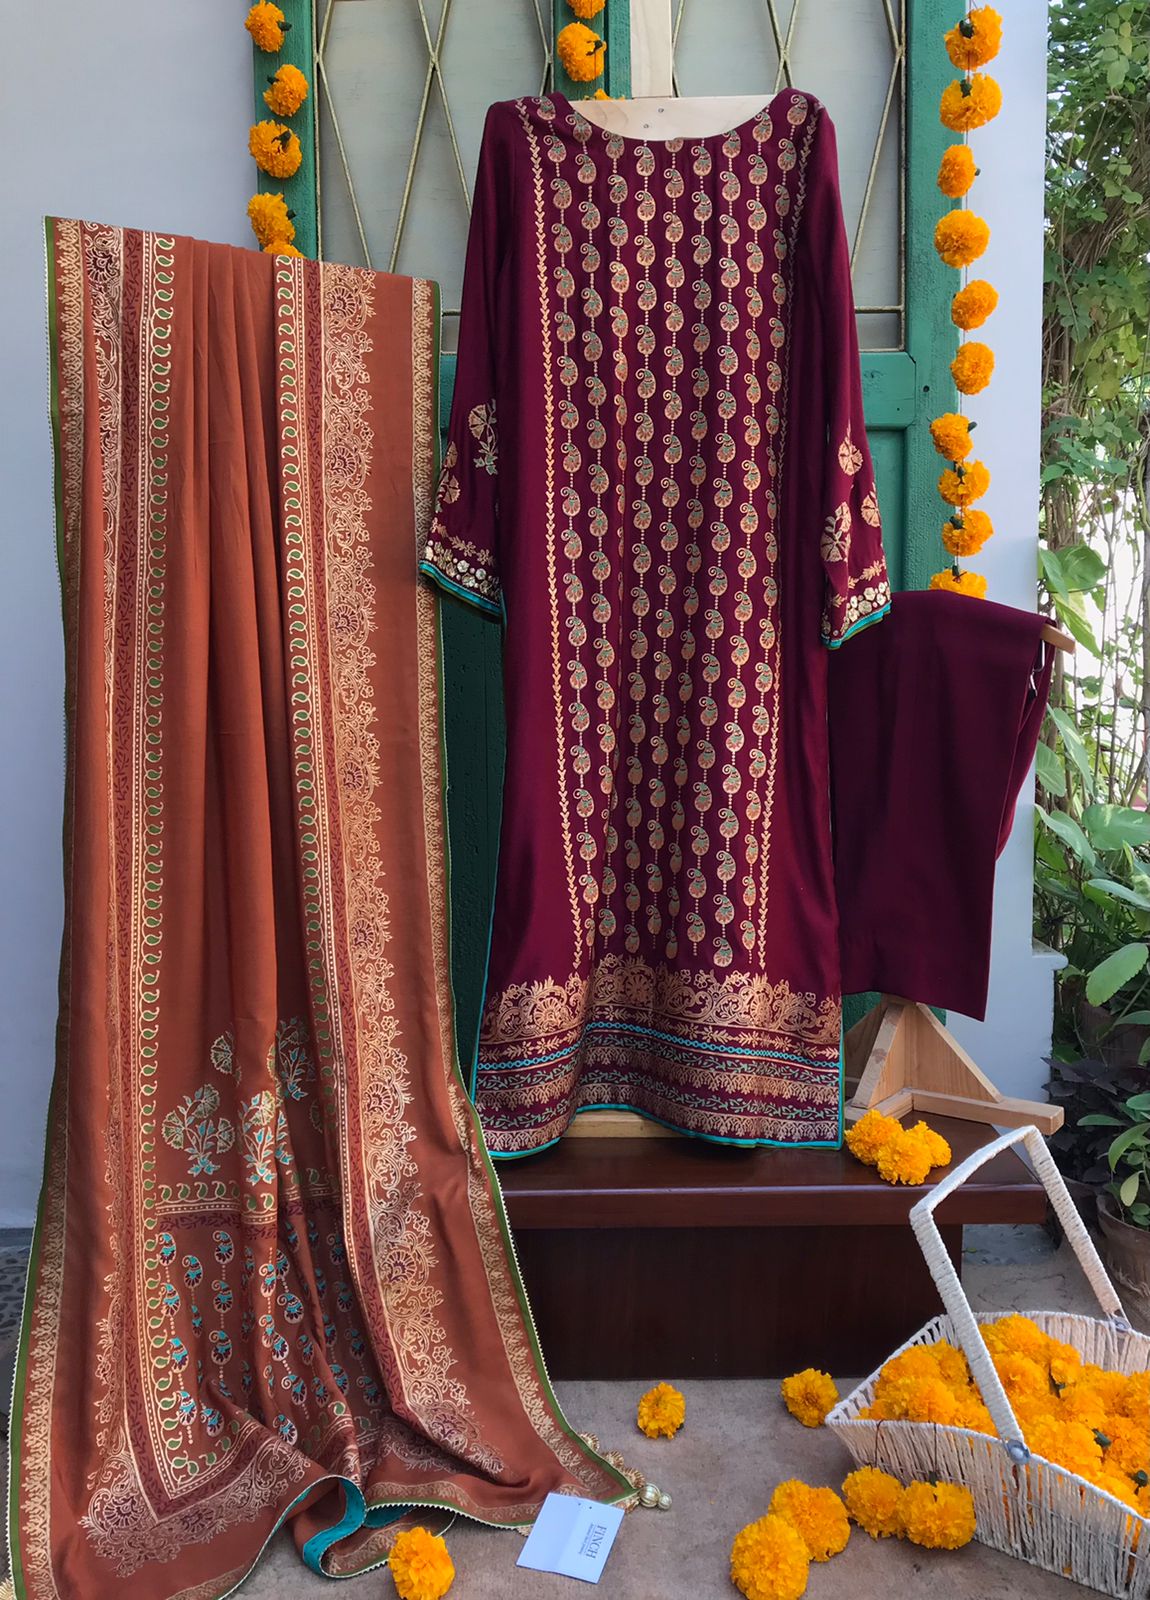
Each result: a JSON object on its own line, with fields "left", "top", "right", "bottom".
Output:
{"left": 309, "top": 0, "right": 958, "bottom": 1059}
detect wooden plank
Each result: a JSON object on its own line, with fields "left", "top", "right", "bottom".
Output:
{"left": 566, "top": 1110, "right": 678, "bottom": 1138}
{"left": 500, "top": 1117, "right": 1047, "bottom": 1230}
{"left": 512, "top": 1221, "right": 965, "bottom": 1378}
{"left": 250, "top": 0, "right": 319, "bottom": 259}
{"left": 630, "top": 0, "right": 674, "bottom": 96}
{"left": 907, "top": 1091, "right": 1063, "bottom": 1134}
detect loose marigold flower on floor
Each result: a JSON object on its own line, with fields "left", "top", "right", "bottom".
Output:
{"left": 844, "top": 1108, "right": 901, "bottom": 1166}
{"left": 730, "top": 1514, "right": 810, "bottom": 1600}
{"left": 843, "top": 1466, "right": 904, "bottom": 1538}
{"left": 636, "top": 1381, "right": 685, "bottom": 1438}
{"left": 780, "top": 1367, "right": 839, "bottom": 1427}
{"left": 769, "top": 1480, "right": 850, "bottom": 1562}
{"left": 388, "top": 1526, "right": 455, "bottom": 1600}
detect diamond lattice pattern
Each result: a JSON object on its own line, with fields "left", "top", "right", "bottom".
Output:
{"left": 317, "top": 0, "right": 903, "bottom": 347}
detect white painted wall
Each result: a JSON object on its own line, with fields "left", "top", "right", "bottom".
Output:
{"left": 0, "top": 3, "right": 252, "bottom": 1226}
{"left": 0, "top": 3, "right": 1051, "bottom": 1226}
{"left": 947, "top": 2, "right": 1061, "bottom": 1098}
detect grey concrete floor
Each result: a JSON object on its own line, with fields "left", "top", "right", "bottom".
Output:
{"left": 0, "top": 1225, "right": 1126, "bottom": 1597}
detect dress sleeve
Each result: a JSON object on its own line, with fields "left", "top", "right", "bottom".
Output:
{"left": 419, "top": 107, "right": 508, "bottom": 618}
{"left": 805, "top": 111, "right": 892, "bottom": 648}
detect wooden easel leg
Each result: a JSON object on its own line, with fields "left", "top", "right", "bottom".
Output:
{"left": 844, "top": 997, "right": 1063, "bottom": 1134}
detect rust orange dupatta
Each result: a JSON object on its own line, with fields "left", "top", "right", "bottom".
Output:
{"left": 10, "top": 220, "right": 628, "bottom": 1599}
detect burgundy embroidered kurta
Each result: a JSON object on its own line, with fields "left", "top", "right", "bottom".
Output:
{"left": 421, "top": 91, "right": 891, "bottom": 1153}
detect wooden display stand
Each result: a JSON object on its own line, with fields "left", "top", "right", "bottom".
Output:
{"left": 844, "top": 995, "right": 1063, "bottom": 1134}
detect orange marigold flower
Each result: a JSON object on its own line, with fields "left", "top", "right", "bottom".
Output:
{"left": 943, "top": 509, "right": 994, "bottom": 558}
{"left": 993, "top": 1350, "right": 1048, "bottom": 1402}
{"left": 945, "top": 7, "right": 1004, "bottom": 71}
{"left": 388, "top": 1526, "right": 455, "bottom": 1600}
{"left": 730, "top": 1514, "right": 809, "bottom": 1600}
{"left": 930, "top": 412, "right": 974, "bottom": 462}
{"left": 249, "top": 120, "right": 303, "bottom": 179}
{"left": 952, "top": 279, "right": 999, "bottom": 330}
{"left": 983, "top": 1316, "right": 1052, "bottom": 1363}
{"left": 780, "top": 1367, "right": 839, "bottom": 1428}
{"left": 876, "top": 1127, "right": 933, "bottom": 1186}
{"left": 901, "top": 1377, "right": 963, "bottom": 1425}
{"left": 911, "top": 1121, "right": 952, "bottom": 1169}
{"left": 264, "top": 63, "right": 309, "bottom": 118}
{"left": 556, "top": 21, "right": 606, "bottom": 82}
{"left": 940, "top": 73, "right": 1003, "bottom": 134}
{"left": 900, "top": 1480, "right": 976, "bottom": 1550}
{"left": 939, "top": 459, "right": 991, "bottom": 507}
{"left": 951, "top": 341, "right": 995, "bottom": 395}
{"left": 934, "top": 210, "right": 990, "bottom": 268}
{"left": 955, "top": 1395, "right": 996, "bottom": 1434}
{"left": 937, "top": 143, "right": 977, "bottom": 198}
{"left": 245, "top": 2, "right": 288, "bottom": 52}
{"left": 1026, "top": 1417, "right": 1104, "bottom": 1479}
{"left": 1048, "top": 1341, "right": 1084, "bottom": 1388}
{"left": 636, "top": 1381, "right": 685, "bottom": 1439}
{"left": 247, "top": 191, "right": 294, "bottom": 248}
{"left": 931, "top": 1340, "right": 971, "bottom": 1388}
{"left": 263, "top": 238, "right": 304, "bottom": 257}
{"left": 930, "top": 566, "right": 989, "bottom": 599}
{"left": 843, "top": 1466, "right": 903, "bottom": 1539}
{"left": 769, "top": 1480, "right": 851, "bottom": 1563}
{"left": 568, "top": 0, "right": 606, "bottom": 15}
{"left": 844, "top": 1108, "right": 901, "bottom": 1166}
{"left": 590, "top": 88, "right": 614, "bottom": 99}
{"left": 1101, "top": 1417, "right": 1148, "bottom": 1474}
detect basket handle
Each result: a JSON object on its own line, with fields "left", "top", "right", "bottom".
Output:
{"left": 908, "top": 1124, "right": 1130, "bottom": 1463}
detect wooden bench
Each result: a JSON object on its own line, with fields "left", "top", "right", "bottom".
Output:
{"left": 498, "top": 1116, "right": 1046, "bottom": 1379}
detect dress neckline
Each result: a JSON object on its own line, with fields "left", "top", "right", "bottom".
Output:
{"left": 546, "top": 88, "right": 798, "bottom": 148}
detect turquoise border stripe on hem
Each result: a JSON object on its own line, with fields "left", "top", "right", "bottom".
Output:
{"left": 489, "top": 1095, "right": 844, "bottom": 1160}
{"left": 419, "top": 561, "right": 501, "bottom": 617}
{"left": 301, "top": 1480, "right": 367, "bottom": 1574}
{"left": 822, "top": 601, "right": 891, "bottom": 649}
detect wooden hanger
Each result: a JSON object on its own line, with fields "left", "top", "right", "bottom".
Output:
{"left": 1042, "top": 622, "right": 1075, "bottom": 653}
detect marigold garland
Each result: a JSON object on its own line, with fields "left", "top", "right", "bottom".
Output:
{"left": 930, "top": 566, "right": 988, "bottom": 599}
{"left": 899, "top": 1481, "right": 976, "bottom": 1550}
{"left": 729, "top": 1515, "right": 810, "bottom": 1600}
{"left": 768, "top": 1481, "right": 850, "bottom": 1562}
{"left": 951, "top": 278, "right": 998, "bottom": 329}
{"left": 263, "top": 238, "right": 305, "bottom": 257}
{"left": 388, "top": 1526, "right": 455, "bottom": 1600}
{"left": 247, "top": 191, "right": 294, "bottom": 248}
{"left": 779, "top": 1366, "right": 839, "bottom": 1428}
{"left": 933, "top": 210, "right": 990, "bottom": 269}
{"left": 842, "top": 1467, "right": 904, "bottom": 1538}
{"left": 567, "top": 0, "right": 606, "bottom": 15}
{"left": 264, "top": 62, "right": 309, "bottom": 117}
{"left": 937, "top": 143, "right": 977, "bottom": 199}
{"left": 246, "top": 1, "right": 288, "bottom": 52}
{"left": 636, "top": 1381, "right": 685, "bottom": 1439}
{"left": 943, "top": 508, "right": 993, "bottom": 557}
{"left": 951, "top": 340, "right": 995, "bottom": 395}
{"left": 249, "top": 119, "right": 303, "bottom": 179}
{"left": 938, "top": 459, "right": 990, "bottom": 506}
{"left": 843, "top": 1108, "right": 901, "bottom": 1166}
{"left": 556, "top": 21, "right": 606, "bottom": 82}
{"left": 945, "top": 6, "right": 1003, "bottom": 71}
{"left": 939, "top": 73, "right": 1003, "bottom": 134}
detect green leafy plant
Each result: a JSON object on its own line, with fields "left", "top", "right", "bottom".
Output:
{"left": 1080, "top": 1091, "right": 1150, "bottom": 1226}
{"left": 1035, "top": 1, "right": 1150, "bottom": 1102}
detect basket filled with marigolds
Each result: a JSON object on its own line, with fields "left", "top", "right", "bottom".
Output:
{"left": 827, "top": 1125, "right": 1150, "bottom": 1599}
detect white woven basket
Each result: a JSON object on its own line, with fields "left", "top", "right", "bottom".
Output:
{"left": 827, "top": 1126, "right": 1150, "bottom": 1599}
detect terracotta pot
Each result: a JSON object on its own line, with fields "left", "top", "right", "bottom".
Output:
{"left": 1096, "top": 1191, "right": 1150, "bottom": 1330}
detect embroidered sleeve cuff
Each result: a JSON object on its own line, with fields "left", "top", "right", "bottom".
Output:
{"left": 821, "top": 573, "right": 892, "bottom": 648}
{"left": 419, "top": 543, "right": 501, "bottom": 617}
